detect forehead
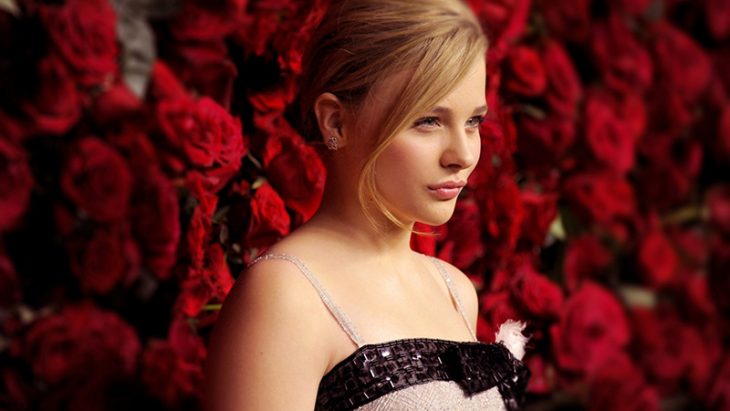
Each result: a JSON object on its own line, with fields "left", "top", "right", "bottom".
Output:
{"left": 361, "top": 56, "right": 487, "bottom": 116}
{"left": 432, "top": 57, "right": 487, "bottom": 110}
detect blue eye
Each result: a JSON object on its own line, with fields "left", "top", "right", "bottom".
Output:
{"left": 466, "top": 115, "right": 486, "bottom": 128}
{"left": 413, "top": 116, "right": 441, "bottom": 128}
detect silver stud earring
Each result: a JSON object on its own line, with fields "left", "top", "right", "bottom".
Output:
{"left": 326, "top": 135, "right": 339, "bottom": 151}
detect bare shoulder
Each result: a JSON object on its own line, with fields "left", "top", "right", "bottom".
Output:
{"left": 203, "top": 255, "right": 330, "bottom": 411}
{"left": 432, "top": 257, "right": 479, "bottom": 330}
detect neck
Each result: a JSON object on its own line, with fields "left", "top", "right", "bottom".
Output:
{"left": 305, "top": 175, "right": 415, "bottom": 262}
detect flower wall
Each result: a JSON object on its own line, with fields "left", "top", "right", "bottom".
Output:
{"left": 1, "top": 0, "right": 729, "bottom": 409}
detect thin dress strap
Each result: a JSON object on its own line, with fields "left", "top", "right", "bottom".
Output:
{"left": 249, "top": 253, "right": 366, "bottom": 348}
{"left": 428, "top": 256, "right": 478, "bottom": 341}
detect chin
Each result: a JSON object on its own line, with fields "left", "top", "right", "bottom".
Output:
{"left": 416, "top": 207, "right": 457, "bottom": 226}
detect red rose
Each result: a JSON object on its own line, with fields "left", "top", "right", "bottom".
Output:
{"left": 651, "top": 21, "right": 712, "bottom": 104}
{"left": 666, "top": 225, "right": 708, "bottom": 269}
{"left": 542, "top": 40, "right": 582, "bottom": 117}
{"left": 106, "top": 127, "right": 161, "bottom": 177}
{"left": 649, "top": 84, "right": 696, "bottom": 131}
{"left": 149, "top": 61, "right": 188, "bottom": 102}
{"left": 185, "top": 172, "right": 219, "bottom": 269}
{"left": 39, "top": 0, "right": 118, "bottom": 88}
{"left": 614, "top": 0, "right": 652, "bottom": 15}
{"left": 233, "top": 0, "right": 301, "bottom": 57}
{"left": 587, "top": 351, "right": 660, "bottom": 411}
{"left": 708, "top": 354, "right": 730, "bottom": 411}
{"left": 537, "top": 0, "right": 591, "bottom": 44}
{"left": 468, "top": 0, "right": 531, "bottom": 61}
{"left": 0, "top": 138, "right": 33, "bottom": 232}
{"left": 509, "top": 257, "right": 564, "bottom": 320}
{"left": 164, "top": 0, "right": 238, "bottom": 109}
{"left": 637, "top": 228, "right": 678, "bottom": 288}
{"left": 709, "top": 238, "right": 730, "bottom": 318}
{"left": 130, "top": 170, "right": 181, "bottom": 280}
{"left": 503, "top": 45, "right": 547, "bottom": 97}
{"left": 715, "top": 103, "right": 730, "bottom": 162}
{"left": 438, "top": 197, "right": 484, "bottom": 269}
{"left": 590, "top": 13, "right": 653, "bottom": 95}
{"left": 411, "top": 222, "right": 445, "bottom": 257}
{"left": 563, "top": 234, "right": 613, "bottom": 292}
{"left": 157, "top": 96, "right": 246, "bottom": 175}
{"left": 89, "top": 81, "right": 142, "bottom": 125}
{"left": 21, "top": 302, "right": 140, "bottom": 384}
{"left": 631, "top": 308, "right": 713, "bottom": 396}
{"left": 176, "top": 243, "right": 234, "bottom": 318}
{"left": 19, "top": 55, "right": 82, "bottom": 137}
{"left": 171, "top": 52, "right": 238, "bottom": 110}
{"left": 273, "top": 0, "right": 329, "bottom": 75}
{"left": 479, "top": 289, "right": 522, "bottom": 342}
{"left": 707, "top": 184, "right": 730, "bottom": 235}
{"left": 0, "top": 250, "right": 21, "bottom": 308}
{"left": 471, "top": 106, "right": 518, "bottom": 187}
{"left": 244, "top": 182, "right": 291, "bottom": 249}
{"left": 707, "top": 0, "right": 730, "bottom": 40}
{"left": 519, "top": 189, "right": 557, "bottom": 248}
{"left": 248, "top": 77, "right": 298, "bottom": 113}
{"left": 523, "top": 355, "right": 553, "bottom": 395}
{"left": 169, "top": 2, "right": 238, "bottom": 42}
{"left": 673, "top": 271, "right": 717, "bottom": 320}
{"left": 636, "top": 132, "right": 703, "bottom": 210}
{"left": 60, "top": 137, "right": 133, "bottom": 222}
{"left": 562, "top": 171, "right": 636, "bottom": 225}
{"left": 550, "top": 281, "right": 630, "bottom": 374}
{"left": 480, "top": 172, "right": 525, "bottom": 265}
{"left": 67, "top": 222, "right": 141, "bottom": 294}
{"left": 583, "top": 89, "right": 642, "bottom": 175}
{"left": 142, "top": 318, "right": 206, "bottom": 408}
{"left": 259, "top": 113, "right": 325, "bottom": 222}
{"left": 517, "top": 115, "right": 576, "bottom": 172}
{"left": 2, "top": 368, "right": 31, "bottom": 409}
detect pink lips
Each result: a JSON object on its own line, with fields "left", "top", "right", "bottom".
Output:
{"left": 427, "top": 181, "right": 466, "bottom": 200}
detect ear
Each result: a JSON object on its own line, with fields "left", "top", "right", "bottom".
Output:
{"left": 313, "top": 92, "right": 347, "bottom": 148}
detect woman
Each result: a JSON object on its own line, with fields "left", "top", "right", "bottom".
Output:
{"left": 204, "top": 0, "right": 530, "bottom": 410}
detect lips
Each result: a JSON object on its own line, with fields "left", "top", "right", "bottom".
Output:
{"left": 428, "top": 180, "right": 466, "bottom": 200}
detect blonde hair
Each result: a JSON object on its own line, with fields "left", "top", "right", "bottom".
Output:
{"left": 299, "top": 0, "right": 488, "bottom": 229}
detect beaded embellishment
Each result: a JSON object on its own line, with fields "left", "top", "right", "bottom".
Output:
{"left": 315, "top": 337, "right": 530, "bottom": 411}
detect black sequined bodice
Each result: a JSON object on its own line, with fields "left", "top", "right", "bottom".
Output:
{"left": 315, "top": 337, "right": 530, "bottom": 411}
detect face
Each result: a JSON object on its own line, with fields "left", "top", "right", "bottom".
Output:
{"left": 366, "top": 56, "right": 487, "bottom": 226}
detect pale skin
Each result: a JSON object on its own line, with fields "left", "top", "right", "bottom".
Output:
{"left": 204, "top": 55, "right": 487, "bottom": 411}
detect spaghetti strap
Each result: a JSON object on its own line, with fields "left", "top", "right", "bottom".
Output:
{"left": 428, "top": 256, "right": 478, "bottom": 341}
{"left": 248, "top": 253, "right": 366, "bottom": 348}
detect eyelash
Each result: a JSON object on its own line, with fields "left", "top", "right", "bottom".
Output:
{"left": 413, "top": 115, "right": 486, "bottom": 129}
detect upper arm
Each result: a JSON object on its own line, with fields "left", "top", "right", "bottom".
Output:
{"left": 203, "top": 260, "right": 329, "bottom": 411}
{"left": 440, "top": 260, "right": 479, "bottom": 333}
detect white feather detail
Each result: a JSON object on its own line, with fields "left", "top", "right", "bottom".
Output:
{"left": 494, "top": 319, "right": 528, "bottom": 360}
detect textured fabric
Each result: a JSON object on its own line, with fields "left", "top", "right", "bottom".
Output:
{"left": 355, "top": 381, "right": 505, "bottom": 411}
{"left": 314, "top": 337, "right": 529, "bottom": 411}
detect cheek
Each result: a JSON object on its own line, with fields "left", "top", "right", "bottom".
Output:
{"left": 471, "top": 137, "right": 482, "bottom": 168}
{"left": 376, "top": 139, "right": 433, "bottom": 179}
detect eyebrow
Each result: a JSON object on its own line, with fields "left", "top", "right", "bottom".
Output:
{"left": 430, "top": 105, "right": 489, "bottom": 115}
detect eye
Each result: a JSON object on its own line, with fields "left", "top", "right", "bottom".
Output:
{"left": 413, "top": 116, "right": 441, "bottom": 128}
{"left": 466, "top": 115, "right": 486, "bottom": 128}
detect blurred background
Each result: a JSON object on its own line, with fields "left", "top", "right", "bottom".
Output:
{"left": 1, "top": 0, "right": 729, "bottom": 409}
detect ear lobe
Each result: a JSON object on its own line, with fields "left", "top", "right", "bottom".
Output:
{"left": 314, "top": 92, "right": 347, "bottom": 149}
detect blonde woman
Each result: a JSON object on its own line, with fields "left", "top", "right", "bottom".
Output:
{"left": 204, "top": 0, "right": 530, "bottom": 410}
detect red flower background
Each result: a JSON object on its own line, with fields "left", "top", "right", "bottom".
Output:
{"left": 1, "top": 0, "right": 729, "bottom": 409}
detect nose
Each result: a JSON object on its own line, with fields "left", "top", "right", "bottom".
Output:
{"left": 441, "top": 128, "right": 479, "bottom": 170}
